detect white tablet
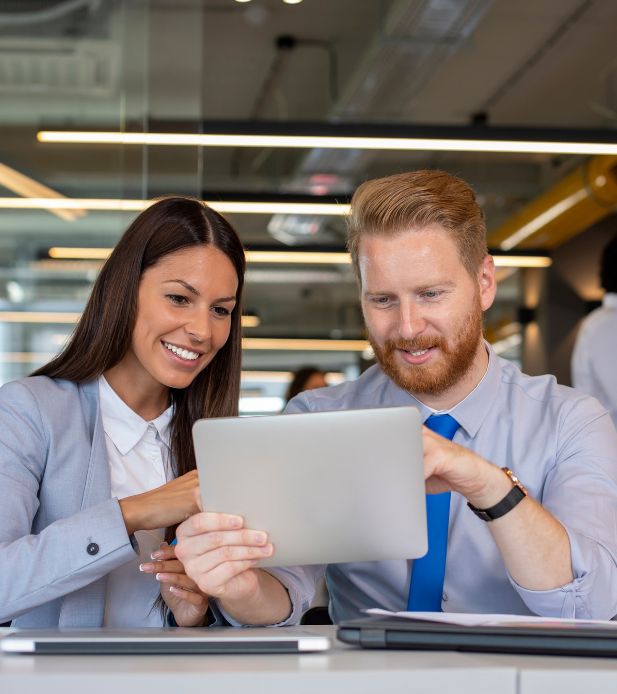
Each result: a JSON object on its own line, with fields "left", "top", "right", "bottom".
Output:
{"left": 1, "top": 627, "right": 330, "bottom": 655}
{"left": 193, "top": 406, "right": 427, "bottom": 567}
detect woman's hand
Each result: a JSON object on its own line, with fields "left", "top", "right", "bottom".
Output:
{"left": 119, "top": 470, "right": 200, "bottom": 535}
{"left": 140, "top": 542, "right": 210, "bottom": 627}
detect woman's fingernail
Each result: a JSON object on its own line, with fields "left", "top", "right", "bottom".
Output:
{"left": 139, "top": 563, "right": 153, "bottom": 572}
{"left": 150, "top": 550, "right": 164, "bottom": 560}
{"left": 155, "top": 573, "right": 169, "bottom": 582}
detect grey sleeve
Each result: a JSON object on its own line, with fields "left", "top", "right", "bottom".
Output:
{"left": 0, "top": 381, "right": 136, "bottom": 622}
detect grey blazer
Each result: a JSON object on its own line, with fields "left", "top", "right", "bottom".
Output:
{"left": 0, "top": 376, "right": 136, "bottom": 626}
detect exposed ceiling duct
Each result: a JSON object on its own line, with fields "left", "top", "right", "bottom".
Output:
{"left": 487, "top": 155, "right": 617, "bottom": 250}
{"left": 268, "top": 0, "right": 494, "bottom": 244}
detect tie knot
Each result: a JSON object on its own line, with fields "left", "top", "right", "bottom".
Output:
{"left": 425, "top": 413, "right": 459, "bottom": 440}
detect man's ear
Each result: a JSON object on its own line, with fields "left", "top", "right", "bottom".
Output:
{"left": 478, "top": 255, "right": 497, "bottom": 311}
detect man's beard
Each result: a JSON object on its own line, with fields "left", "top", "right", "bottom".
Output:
{"left": 369, "top": 299, "right": 483, "bottom": 396}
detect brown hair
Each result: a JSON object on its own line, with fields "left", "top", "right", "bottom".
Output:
{"left": 347, "top": 170, "right": 488, "bottom": 278}
{"left": 33, "top": 195, "right": 245, "bottom": 487}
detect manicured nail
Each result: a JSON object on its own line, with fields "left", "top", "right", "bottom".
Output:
{"left": 139, "top": 563, "right": 153, "bottom": 572}
{"left": 155, "top": 573, "right": 170, "bottom": 582}
{"left": 150, "top": 550, "right": 164, "bottom": 560}
{"left": 169, "top": 585, "right": 184, "bottom": 594}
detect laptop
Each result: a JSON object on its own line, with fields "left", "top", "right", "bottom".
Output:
{"left": 1, "top": 626, "right": 330, "bottom": 655}
{"left": 337, "top": 615, "right": 617, "bottom": 658}
{"left": 193, "top": 406, "right": 426, "bottom": 567}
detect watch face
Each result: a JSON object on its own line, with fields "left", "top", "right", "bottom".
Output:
{"left": 503, "top": 468, "right": 528, "bottom": 496}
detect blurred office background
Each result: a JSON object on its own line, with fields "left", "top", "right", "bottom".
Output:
{"left": 0, "top": 0, "right": 615, "bottom": 413}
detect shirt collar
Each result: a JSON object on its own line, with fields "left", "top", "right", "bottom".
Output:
{"left": 98, "top": 376, "right": 173, "bottom": 455}
{"left": 381, "top": 340, "right": 502, "bottom": 438}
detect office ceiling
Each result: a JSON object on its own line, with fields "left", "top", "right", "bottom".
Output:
{"left": 0, "top": 0, "right": 616, "bottom": 374}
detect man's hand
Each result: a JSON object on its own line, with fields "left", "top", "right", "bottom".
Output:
{"left": 422, "top": 426, "right": 512, "bottom": 508}
{"left": 174, "top": 512, "right": 292, "bottom": 625}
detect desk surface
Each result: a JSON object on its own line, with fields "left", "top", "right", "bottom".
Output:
{"left": 2, "top": 625, "right": 617, "bottom": 694}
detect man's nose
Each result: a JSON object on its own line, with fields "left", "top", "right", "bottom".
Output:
{"left": 397, "top": 303, "right": 426, "bottom": 340}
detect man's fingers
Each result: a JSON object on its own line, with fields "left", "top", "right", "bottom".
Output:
{"left": 177, "top": 512, "right": 244, "bottom": 538}
{"left": 194, "top": 559, "right": 259, "bottom": 597}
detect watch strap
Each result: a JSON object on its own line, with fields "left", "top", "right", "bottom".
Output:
{"left": 467, "top": 468, "right": 528, "bottom": 521}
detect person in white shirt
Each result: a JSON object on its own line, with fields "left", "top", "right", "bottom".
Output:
{"left": 0, "top": 196, "right": 245, "bottom": 628}
{"left": 572, "top": 233, "right": 617, "bottom": 429}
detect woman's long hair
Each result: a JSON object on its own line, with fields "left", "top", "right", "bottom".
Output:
{"left": 33, "top": 195, "right": 245, "bottom": 492}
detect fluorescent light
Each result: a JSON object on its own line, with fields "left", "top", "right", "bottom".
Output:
{"left": 48, "top": 245, "right": 551, "bottom": 268}
{"left": 0, "top": 311, "right": 81, "bottom": 323}
{"left": 37, "top": 130, "right": 617, "bottom": 155}
{"left": 499, "top": 189, "right": 588, "bottom": 251}
{"left": 0, "top": 162, "right": 86, "bottom": 222}
{"left": 241, "top": 338, "right": 369, "bottom": 352}
{"left": 0, "top": 197, "right": 348, "bottom": 216}
{"left": 241, "top": 370, "right": 344, "bottom": 383}
{"left": 0, "top": 310, "right": 259, "bottom": 327}
{"left": 241, "top": 314, "right": 260, "bottom": 328}
{"left": 492, "top": 255, "right": 552, "bottom": 268}
{"left": 246, "top": 250, "right": 351, "bottom": 264}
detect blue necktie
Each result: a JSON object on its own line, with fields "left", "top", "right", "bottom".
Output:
{"left": 407, "top": 413, "right": 460, "bottom": 612}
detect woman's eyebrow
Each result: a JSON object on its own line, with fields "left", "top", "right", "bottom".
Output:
{"left": 163, "top": 279, "right": 199, "bottom": 295}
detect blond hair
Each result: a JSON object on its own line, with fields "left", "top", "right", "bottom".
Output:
{"left": 347, "top": 170, "right": 488, "bottom": 278}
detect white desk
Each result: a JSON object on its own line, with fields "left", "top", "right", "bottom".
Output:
{"left": 2, "top": 626, "right": 617, "bottom": 694}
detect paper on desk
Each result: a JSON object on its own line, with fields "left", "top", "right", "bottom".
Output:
{"left": 365, "top": 608, "right": 617, "bottom": 628}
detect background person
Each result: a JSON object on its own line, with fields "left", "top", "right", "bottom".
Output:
{"left": 0, "top": 196, "right": 245, "bottom": 628}
{"left": 571, "top": 233, "right": 617, "bottom": 429}
{"left": 175, "top": 171, "right": 617, "bottom": 625}
{"left": 284, "top": 367, "right": 328, "bottom": 404}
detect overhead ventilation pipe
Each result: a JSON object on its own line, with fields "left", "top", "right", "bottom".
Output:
{"left": 488, "top": 156, "right": 617, "bottom": 251}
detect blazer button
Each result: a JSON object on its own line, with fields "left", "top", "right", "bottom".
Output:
{"left": 86, "top": 542, "right": 99, "bottom": 556}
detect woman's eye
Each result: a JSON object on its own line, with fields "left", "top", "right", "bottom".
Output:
{"left": 213, "top": 306, "right": 231, "bottom": 316}
{"left": 167, "top": 294, "right": 189, "bottom": 305}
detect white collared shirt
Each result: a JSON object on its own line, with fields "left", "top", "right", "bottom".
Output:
{"left": 98, "top": 376, "right": 173, "bottom": 627}
{"left": 572, "top": 292, "right": 617, "bottom": 429}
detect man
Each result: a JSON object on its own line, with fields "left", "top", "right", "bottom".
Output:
{"left": 175, "top": 170, "right": 617, "bottom": 624}
{"left": 572, "top": 233, "right": 617, "bottom": 429}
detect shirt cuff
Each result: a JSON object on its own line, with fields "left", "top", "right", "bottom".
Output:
{"left": 506, "top": 525, "right": 607, "bottom": 619}
{"left": 212, "top": 568, "right": 313, "bottom": 627}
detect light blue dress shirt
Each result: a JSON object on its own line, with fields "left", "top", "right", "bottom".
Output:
{"left": 247, "top": 344, "right": 617, "bottom": 624}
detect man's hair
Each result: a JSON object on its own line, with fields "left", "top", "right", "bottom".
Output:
{"left": 347, "top": 170, "right": 488, "bottom": 278}
{"left": 600, "top": 233, "right": 617, "bottom": 293}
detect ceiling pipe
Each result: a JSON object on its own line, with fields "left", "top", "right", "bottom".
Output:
{"left": 487, "top": 155, "right": 617, "bottom": 251}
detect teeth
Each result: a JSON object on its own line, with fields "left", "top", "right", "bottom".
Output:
{"left": 409, "top": 349, "right": 428, "bottom": 356}
{"left": 163, "top": 342, "right": 200, "bottom": 361}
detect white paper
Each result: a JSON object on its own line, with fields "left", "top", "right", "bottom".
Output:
{"left": 365, "top": 608, "right": 617, "bottom": 628}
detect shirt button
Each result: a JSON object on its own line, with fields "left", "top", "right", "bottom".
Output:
{"left": 86, "top": 542, "right": 99, "bottom": 556}
{"left": 442, "top": 592, "right": 448, "bottom": 602}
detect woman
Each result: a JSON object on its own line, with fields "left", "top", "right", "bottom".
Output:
{"left": 0, "top": 196, "right": 245, "bottom": 628}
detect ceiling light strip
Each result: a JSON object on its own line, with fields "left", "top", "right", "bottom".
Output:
{"left": 242, "top": 338, "right": 369, "bottom": 352}
{"left": 0, "top": 197, "right": 348, "bottom": 216}
{"left": 37, "top": 130, "right": 617, "bottom": 155}
{"left": 0, "top": 311, "right": 258, "bottom": 327}
{"left": 47, "top": 246, "right": 551, "bottom": 268}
